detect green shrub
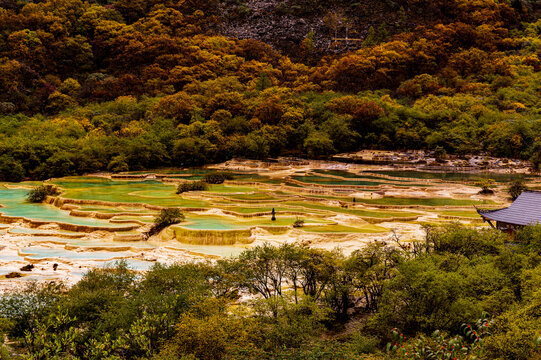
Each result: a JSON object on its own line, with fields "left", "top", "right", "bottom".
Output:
{"left": 484, "top": 292, "right": 541, "bottom": 360}
{"left": 26, "top": 184, "right": 60, "bottom": 203}
{"left": 149, "top": 208, "right": 185, "bottom": 236}
{"left": 202, "top": 172, "right": 233, "bottom": 184}
{"left": 508, "top": 178, "right": 527, "bottom": 200}
{"left": 514, "top": 225, "right": 541, "bottom": 253}
{"left": 107, "top": 155, "right": 129, "bottom": 173}
{"left": 177, "top": 181, "right": 208, "bottom": 193}
{"left": 157, "top": 299, "right": 261, "bottom": 360}
{"left": 426, "top": 224, "right": 505, "bottom": 258}
{"left": 348, "top": 333, "right": 378, "bottom": 354}
{"left": 474, "top": 178, "right": 495, "bottom": 194}
{"left": 0, "top": 155, "right": 25, "bottom": 182}
{"left": 227, "top": 340, "right": 360, "bottom": 360}
{"left": 370, "top": 254, "right": 510, "bottom": 334}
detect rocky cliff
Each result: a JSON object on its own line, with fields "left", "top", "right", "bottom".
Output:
{"left": 217, "top": 0, "right": 538, "bottom": 60}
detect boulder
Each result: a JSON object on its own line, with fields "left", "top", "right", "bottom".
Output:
{"left": 20, "top": 264, "right": 34, "bottom": 271}
{"left": 5, "top": 272, "right": 21, "bottom": 278}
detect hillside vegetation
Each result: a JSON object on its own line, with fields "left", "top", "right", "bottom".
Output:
{"left": 0, "top": 0, "right": 541, "bottom": 180}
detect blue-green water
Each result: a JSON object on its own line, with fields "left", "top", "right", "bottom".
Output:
{"left": 182, "top": 216, "right": 248, "bottom": 230}
{"left": 0, "top": 253, "right": 22, "bottom": 261}
{"left": 16, "top": 235, "right": 154, "bottom": 249}
{"left": 0, "top": 187, "right": 135, "bottom": 227}
{"left": 9, "top": 227, "right": 81, "bottom": 235}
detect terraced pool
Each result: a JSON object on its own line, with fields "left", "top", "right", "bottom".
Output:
{"left": 0, "top": 187, "right": 137, "bottom": 227}
{"left": 0, "top": 162, "right": 510, "bottom": 287}
{"left": 52, "top": 178, "right": 210, "bottom": 207}
{"left": 19, "top": 247, "right": 133, "bottom": 261}
{"left": 357, "top": 197, "right": 497, "bottom": 206}
{"left": 182, "top": 215, "right": 332, "bottom": 230}
{"left": 292, "top": 176, "right": 393, "bottom": 186}
{"left": 285, "top": 202, "right": 422, "bottom": 218}
{"left": 372, "top": 170, "right": 532, "bottom": 183}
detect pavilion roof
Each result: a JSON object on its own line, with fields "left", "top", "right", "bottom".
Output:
{"left": 477, "top": 190, "right": 541, "bottom": 226}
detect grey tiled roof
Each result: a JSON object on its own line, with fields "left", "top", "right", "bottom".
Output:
{"left": 478, "top": 190, "right": 541, "bottom": 226}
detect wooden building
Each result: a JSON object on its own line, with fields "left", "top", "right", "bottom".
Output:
{"left": 477, "top": 190, "right": 541, "bottom": 233}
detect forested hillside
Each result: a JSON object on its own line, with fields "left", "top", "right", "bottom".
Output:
{"left": 0, "top": 0, "right": 541, "bottom": 179}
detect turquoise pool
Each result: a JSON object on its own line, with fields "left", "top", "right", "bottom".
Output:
{"left": 0, "top": 187, "right": 137, "bottom": 227}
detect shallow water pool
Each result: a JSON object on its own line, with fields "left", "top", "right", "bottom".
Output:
{"left": 19, "top": 246, "right": 132, "bottom": 261}
{"left": 182, "top": 216, "right": 249, "bottom": 230}
{"left": 0, "top": 187, "right": 138, "bottom": 227}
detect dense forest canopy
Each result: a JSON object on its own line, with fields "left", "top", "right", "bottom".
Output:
{"left": 0, "top": 0, "right": 540, "bottom": 180}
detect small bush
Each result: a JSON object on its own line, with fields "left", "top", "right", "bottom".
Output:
{"left": 203, "top": 172, "right": 234, "bottom": 184}
{"left": 475, "top": 179, "right": 495, "bottom": 194}
{"left": 177, "top": 181, "right": 208, "bottom": 193}
{"left": 26, "top": 184, "right": 60, "bottom": 203}
{"left": 427, "top": 224, "right": 505, "bottom": 258}
{"left": 107, "top": 155, "right": 129, "bottom": 173}
{"left": 514, "top": 225, "right": 541, "bottom": 253}
{"left": 0, "top": 155, "right": 25, "bottom": 182}
{"left": 348, "top": 333, "right": 378, "bottom": 354}
{"left": 508, "top": 178, "right": 526, "bottom": 200}
{"left": 149, "top": 208, "right": 185, "bottom": 236}
{"left": 293, "top": 219, "right": 304, "bottom": 228}
{"left": 484, "top": 293, "right": 541, "bottom": 360}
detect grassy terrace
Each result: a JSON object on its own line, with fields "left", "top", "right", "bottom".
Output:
{"left": 216, "top": 205, "right": 328, "bottom": 215}
{"left": 285, "top": 201, "right": 421, "bottom": 218}
{"left": 436, "top": 210, "right": 483, "bottom": 218}
{"left": 301, "top": 224, "right": 388, "bottom": 233}
{"left": 356, "top": 197, "right": 498, "bottom": 206}
{"left": 180, "top": 215, "right": 334, "bottom": 230}
{"left": 221, "top": 193, "right": 281, "bottom": 201}
{"left": 205, "top": 184, "right": 260, "bottom": 193}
